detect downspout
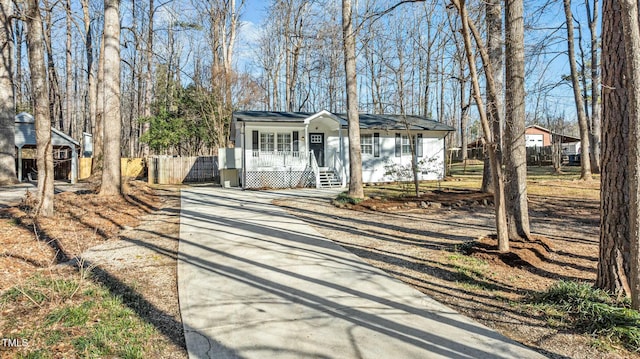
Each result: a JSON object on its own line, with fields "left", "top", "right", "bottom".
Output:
{"left": 242, "top": 122, "right": 246, "bottom": 189}
{"left": 339, "top": 123, "right": 346, "bottom": 187}
{"left": 71, "top": 145, "right": 78, "bottom": 184}
{"left": 443, "top": 131, "right": 449, "bottom": 179}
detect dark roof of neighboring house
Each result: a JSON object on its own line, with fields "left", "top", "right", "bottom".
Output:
{"left": 233, "top": 111, "right": 454, "bottom": 131}
{"left": 14, "top": 112, "right": 80, "bottom": 148}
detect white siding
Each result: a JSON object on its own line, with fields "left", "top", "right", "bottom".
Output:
{"left": 349, "top": 130, "right": 447, "bottom": 183}
{"left": 238, "top": 122, "right": 448, "bottom": 184}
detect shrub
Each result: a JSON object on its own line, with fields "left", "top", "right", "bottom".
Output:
{"left": 531, "top": 281, "right": 640, "bottom": 351}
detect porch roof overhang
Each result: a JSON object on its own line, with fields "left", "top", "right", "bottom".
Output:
{"left": 233, "top": 110, "right": 346, "bottom": 127}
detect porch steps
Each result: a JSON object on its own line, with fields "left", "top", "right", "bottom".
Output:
{"left": 318, "top": 170, "right": 342, "bottom": 188}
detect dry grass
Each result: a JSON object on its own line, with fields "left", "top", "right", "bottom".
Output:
{"left": 0, "top": 181, "right": 185, "bottom": 358}
{"left": 276, "top": 164, "right": 637, "bottom": 359}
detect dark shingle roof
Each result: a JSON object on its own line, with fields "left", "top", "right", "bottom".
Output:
{"left": 335, "top": 113, "right": 453, "bottom": 131}
{"left": 233, "top": 111, "right": 453, "bottom": 131}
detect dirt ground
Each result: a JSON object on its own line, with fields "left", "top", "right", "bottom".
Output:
{"left": 274, "top": 188, "right": 633, "bottom": 359}
{"left": 0, "top": 181, "right": 186, "bottom": 358}
{"left": 0, "top": 180, "right": 628, "bottom": 358}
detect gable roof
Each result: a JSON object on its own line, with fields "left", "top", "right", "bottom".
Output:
{"left": 233, "top": 110, "right": 454, "bottom": 131}
{"left": 14, "top": 112, "right": 80, "bottom": 148}
{"left": 526, "top": 124, "right": 551, "bottom": 133}
{"left": 526, "top": 124, "right": 580, "bottom": 143}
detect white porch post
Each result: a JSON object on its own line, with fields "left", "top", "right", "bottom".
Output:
{"left": 304, "top": 124, "right": 309, "bottom": 162}
{"left": 340, "top": 125, "right": 346, "bottom": 187}
{"left": 71, "top": 146, "right": 78, "bottom": 184}
{"left": 17, "top": 146, "right": 22, "bottom": 182}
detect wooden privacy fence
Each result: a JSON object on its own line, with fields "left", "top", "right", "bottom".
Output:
{"left": 148, "top": 156, "right": 219, "bottom": 184}
{"left": 79, "top": 158, "right": 146, "bottom": 180}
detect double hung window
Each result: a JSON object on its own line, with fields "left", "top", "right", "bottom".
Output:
{"left": 361, "top": 134, "right": 373, "bottom": 155}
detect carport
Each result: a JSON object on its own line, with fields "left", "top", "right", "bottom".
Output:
{"left": 14, "top": 112, "right": 79, "bottom": 184}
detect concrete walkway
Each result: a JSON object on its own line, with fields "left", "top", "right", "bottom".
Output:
{"left": 178, "top": 187, "right": 547, "bottom": 359}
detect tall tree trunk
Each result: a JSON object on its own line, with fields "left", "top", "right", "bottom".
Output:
{"left": 481, "top": 0, "right": 503, "bottom": 194}
{"left": 142, "top": 0, "right": 153, "bottom": 157}
{"left": 619, "top": 0, "right": 640, "bottom": 310}
{"left": 343, "top": 0, "right": 363, "bottom": 199}
{"left": 81, "top": 0, "right": 95, "bottom": 136}
{"left": 505, "top": 0, "right": 531, "bottom": 239}
{"left": 65, "top": 0, "right": 72, "bottom": 136}
{"left": 564, "top": 0, "right": 593, "bottom": 181}
{"left": 0, "top": 0, "right": 16, "bottom": 185}
{"left": 43, "top": 0, "right": 63, "bottom": 132}
{"left": 452, "top": 0, "right": 509, "bottom": 252}
{"left": 26, "top": 0, "right": 54, "bottom": 216}
{"left": 587, "top": 0, "right": 602, "bottom": 174}
{"left": 100, "top": 0, "right": 121, "bottom": 196}
{"left": 92, "top": 35, "right": 105, "bottom": 174}
{"left": 597, "top": 0, "right": 632, "bottom": 298}
{"left": 14, "top": 5, "right": 24, "bottom": 110}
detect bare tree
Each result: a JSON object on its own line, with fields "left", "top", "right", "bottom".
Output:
{"left": 100, "top": 0, "right": 121, "bottom": 196}
{"left": 13, "top": 1, "right": 24, "bottom": 111}
{"left": 504, "top": 0, "right": 531, "bottom": 239}
{"left": 65, "top": 0, "right": 72, "bottom": 137}
{"left": 481, "top": 0, "right": 502, "bottom": 194}
{"left": 618, "top": 0, "right": 640, "bottom": 310}
{"left": 451, "top": 0, "right": 509, "bottom": 251}
{"left": 563, "top": 0, "right": 592, "bottom": 181}
{"left": 141, "top": 0, "right": 154, "bottom": 157}
{"left": 42, "top": 0, "right": 63, "bottom": 132}
{"left": 343, "top": 0, "right": 363, "bottom": 199}
{"left": 0, "top": 0, "right": 16, "bottom": 184}
{"left": 26, "top": 0, "right": 54, "bottom": 216}
{"left": 586, "top": 0, "right": 601, "bottom": 174}
{"left": 597, "top": 0, "right": 632, "bottom": 301}
{"left": 92, "top": 34, "right": 104, "bottom": 174}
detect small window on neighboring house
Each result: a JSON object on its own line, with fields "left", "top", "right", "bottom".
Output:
{"left": 277, "top": 133, "right": 292, "bottom": 152}
{"left": 361, "top": 134, "right": 373, "bottom": 155}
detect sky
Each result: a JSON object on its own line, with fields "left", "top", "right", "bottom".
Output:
{"left": 231, "top": 0, "right": 592, "bottom": 124}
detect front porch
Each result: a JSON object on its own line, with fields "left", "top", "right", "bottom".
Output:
{"left": 236, "top": 110, "right": 347, "bottom": 189}
{"left": 244, "top": 150, "right": 345, "bottom": 189}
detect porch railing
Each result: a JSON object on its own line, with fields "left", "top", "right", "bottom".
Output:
{"left": 332, "top": 151, "right": 347, "bottom": 188}
{"left": 309, "top": 151, "right": 321, "bottom": 189}
{"left": 248, "top": 151, "right": 308, "bottom": 169}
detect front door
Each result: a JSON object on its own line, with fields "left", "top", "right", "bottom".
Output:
{"left": 309, "top": 133, "right": 324, "bottom": 167}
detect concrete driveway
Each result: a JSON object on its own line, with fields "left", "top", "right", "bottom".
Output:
{"left": 0, "top": 182, "right": 35, "bottom": 207}
{"left": 177, "top": 187, "right": 547, "bottom": 359}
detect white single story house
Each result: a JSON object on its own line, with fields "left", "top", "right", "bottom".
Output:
{"left": 231, "top": 110, "right": 454, "bottom": 189}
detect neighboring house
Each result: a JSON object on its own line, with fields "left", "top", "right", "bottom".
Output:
{"left": 231, "top": 110, "right": 454, "bottom": 189}
{"left": 14, "top": 112, "right": 80, "bottom": 183}
{"left": 525, "top": 125, "right": 553, "bottom": 147}
{"left": 525, "top": 125, "right": 581, "bottom": 155}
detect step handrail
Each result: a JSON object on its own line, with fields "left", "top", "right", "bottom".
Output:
{"left": 310, "top": 151, "right": 321, "bottom": 189}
